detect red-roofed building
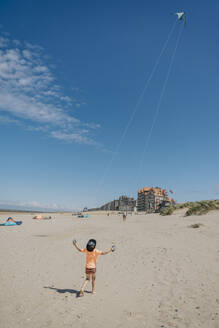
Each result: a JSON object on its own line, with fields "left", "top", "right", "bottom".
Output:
{"left": 137, "top": 187, "right": 174, "bottom": 212}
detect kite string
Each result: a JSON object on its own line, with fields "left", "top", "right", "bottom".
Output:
{"left": 95, "top": 19, "right": 178, "bottom": 204}
{"left": 137, "top": 22, "right": 184, "bottom": 185}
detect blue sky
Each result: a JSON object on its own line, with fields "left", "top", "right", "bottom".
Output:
{"left": 0, "top": 0, "right": 218, "bottom": 211}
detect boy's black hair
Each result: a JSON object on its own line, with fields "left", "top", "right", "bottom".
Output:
{"left": 86, "top": 239, "right": 96, "bottom": 252}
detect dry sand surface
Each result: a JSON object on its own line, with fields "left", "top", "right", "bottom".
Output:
{"left": 0, "top": 210, "right": 219, "bottom": 328}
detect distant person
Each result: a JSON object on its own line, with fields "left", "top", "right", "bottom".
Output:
{"left": 72, "top": 239, "right": 115, "bottom": 296}
{"left": 123, "top": 213, "right": 126, "bottom": 221}
{"left": 33, "top": 215, "right": 43, "bottom": 220}
{"left": 7, "top": 217, "right": 16, "bottom": 223}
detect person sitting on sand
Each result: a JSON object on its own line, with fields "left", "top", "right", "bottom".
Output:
{"left": 33, "top": 215, "right": 52, "bottom": 220}
{"left": 33, "top": 215, "right": 43, "bottom": 220}
{"left": 7, "top": 217, "right": 16, "bottom": 223}
{"left": 73, "top": 239, "right": 115, "bottom": 296}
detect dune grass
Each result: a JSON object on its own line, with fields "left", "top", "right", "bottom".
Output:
{"left": 160, "top": 199, "right": 219, "bottom": 216}
{"left": 189, "top": 223, "right": 203, "bottom": 228}
{"left": 160, "top": 206, "right": 175, "bottom": 216}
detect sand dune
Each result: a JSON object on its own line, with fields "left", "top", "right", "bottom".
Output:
{"left": 0, "top": 211, "right": 219, "bottom": 328}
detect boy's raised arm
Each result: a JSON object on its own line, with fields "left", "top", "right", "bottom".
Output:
{"left": 101, "top": 244, "right": 115, "bottom": 255}
{"left": 72, "top": 239, "right": 83, "bottom": 252}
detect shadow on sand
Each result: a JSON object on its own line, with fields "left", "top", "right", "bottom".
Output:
{"left": 33, "top": 235, "right": 49, "bottom": 237}
{"left": 44, "top": 286, "right": 92, "bottom": 298}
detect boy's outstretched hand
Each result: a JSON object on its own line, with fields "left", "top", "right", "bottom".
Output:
{"left": 111, "top": 245, "right": 116, "bottom": 252}
{"left": 72, "top": 239, "right": 77, "bottom": 245}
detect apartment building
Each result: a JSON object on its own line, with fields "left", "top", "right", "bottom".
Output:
{"left": 137, "top": 187, "right": 170, "bottom": 212}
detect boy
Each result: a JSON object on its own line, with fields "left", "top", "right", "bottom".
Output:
{"left": 73, "top": 239, "right": 115, "bottom": 296}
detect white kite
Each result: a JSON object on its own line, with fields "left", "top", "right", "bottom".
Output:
{"left": 175, "top": 12, "right": 186, "bottom": 26}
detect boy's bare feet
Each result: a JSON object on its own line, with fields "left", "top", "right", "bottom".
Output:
{"left": 92, "top": 290, "right": 96, "bottom": 295}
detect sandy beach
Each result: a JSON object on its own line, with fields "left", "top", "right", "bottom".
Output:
{"left": 0, "top": 210, "right": 219, "bottom": 328}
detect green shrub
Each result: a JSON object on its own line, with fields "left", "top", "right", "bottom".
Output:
{"left": 189, "top": 223, "right": 203, "bottom": 228}
{"left": 185, "top": 200, "right": 219, "bottom": 216}
{"left": 160, "top": 206, "right": 175, "bottom": 216}
{"left": 159, "top": 199, "right": 219, "bottom": 216}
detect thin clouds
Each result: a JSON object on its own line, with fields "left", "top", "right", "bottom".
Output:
{"left": 0, "top": 199, "right": 75, "bottom": 211}
{"left": 0, "top": 36, "right": 9, "bottom": 47}
{"left": 0, "top": 114, "right": 20, "bottom": 125}
{"left": 0, "top": 34, "right": 100, "bottom": 145}
{"left": 75, "top": 102, "right": 87, "bottom": 108}
{"left": 72, "top": 87, "right": 80, "bottom": 92}
{"left": 50, "top": 130, "right": 100, "bottom": 146}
